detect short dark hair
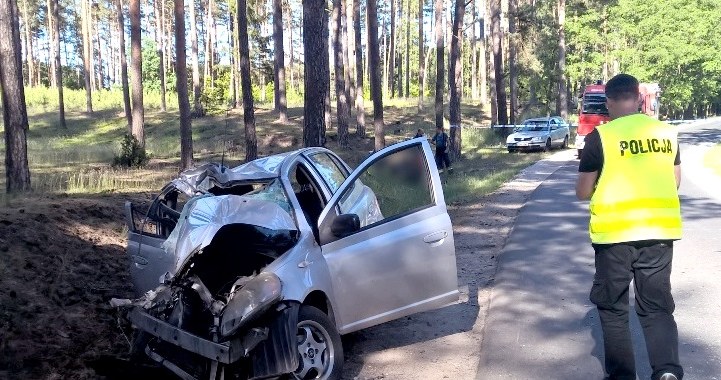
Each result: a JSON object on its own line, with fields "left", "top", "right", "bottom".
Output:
{"left": 605, "top": 74, "right": 639, "bottom": 101}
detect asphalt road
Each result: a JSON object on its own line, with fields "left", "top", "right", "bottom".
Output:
{"left": 476, "top": 119, "right": 721, "bottom": 380}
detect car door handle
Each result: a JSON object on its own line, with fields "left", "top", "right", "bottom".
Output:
{"left": 423, "top": 231, "right": 448, "bottom": 245}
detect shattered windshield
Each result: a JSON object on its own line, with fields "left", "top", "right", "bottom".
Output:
{"left": 243, "top": 179, "right": 293, "bottom": 214}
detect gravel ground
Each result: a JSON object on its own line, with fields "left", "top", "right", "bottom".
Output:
{"left": 340, "top": 150, "right": 575, "bottom": 380}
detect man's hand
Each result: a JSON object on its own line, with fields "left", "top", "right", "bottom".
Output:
{"left": 674, "top": 165, "right": 681, "bottom": 189}
{"left": 576, "top": 171, "right": 599, "bottom": 200}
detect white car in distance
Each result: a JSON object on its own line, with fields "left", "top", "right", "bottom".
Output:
{"left": 506, "top": 117, "right": 570, "bottom": 153}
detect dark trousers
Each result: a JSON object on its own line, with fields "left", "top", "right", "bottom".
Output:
{"left": 435, "top": 147, "right": 451, "bottom": 169}
{"left": 590, "top": 240, "right": 683, "bottom": 380}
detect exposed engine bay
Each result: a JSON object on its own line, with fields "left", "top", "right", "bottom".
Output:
{"left": 115, "top": 163, "right": 304, "bottom": 379}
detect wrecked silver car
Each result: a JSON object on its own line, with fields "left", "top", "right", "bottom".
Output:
{"left": 116, "top": 139, "right": 459, "bottom": 380}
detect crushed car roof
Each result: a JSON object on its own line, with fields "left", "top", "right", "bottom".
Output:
{"left": 226, "top": 151, "right": 295, "bottom": 180}
{"left": 170, "top": 147, "right": 335, "bottom": 196}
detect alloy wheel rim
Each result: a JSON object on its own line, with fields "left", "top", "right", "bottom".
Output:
{"left": 293, "top": 320, "right": 334, "bottom": 379}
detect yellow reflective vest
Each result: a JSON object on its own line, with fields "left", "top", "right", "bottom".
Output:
{"left": 589, "top": 113, "right": 682, "bottom": 244}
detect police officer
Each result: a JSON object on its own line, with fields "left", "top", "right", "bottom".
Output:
{"left": 576, "top": 74, "right": 683, "bottom": 380}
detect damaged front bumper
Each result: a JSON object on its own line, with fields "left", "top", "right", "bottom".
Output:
{"left": 127, "top": 307, "right": 264, "bottom": 364}
{"left": 125, "top": 302, "right": 300, "bottom": 379}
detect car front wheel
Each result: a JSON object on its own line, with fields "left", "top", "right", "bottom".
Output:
{"left": 544, "top": 138, "right": 552, "bottom": 151}
{"left": 562, "top": 135, "right": 569, "bottom": 149}
{"left": 292, "top": 306, "right": 343, "bottom": 380}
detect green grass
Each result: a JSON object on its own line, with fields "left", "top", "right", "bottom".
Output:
{"left": 704, "top": 144, "right": 721, "bottom": 178}
{"left": 1, "top": 87, "right": 558, "bottom": 204}
{"left": 443, "top": 128, "right": 548, "bottom": 204}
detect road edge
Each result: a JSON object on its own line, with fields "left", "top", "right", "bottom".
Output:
{"left": 474, "top": 149, "right": 576, "bottom": 372}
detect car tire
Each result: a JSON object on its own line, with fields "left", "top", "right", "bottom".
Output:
{"left": 293, "top": 306, "right": 343, "bottom": 380}
{"left": 562, "top": 135, "right": 569, "bottom": 149}
{"left": 544, "top": 138, "right": 552, "bottom": 152}
{"left": 507, "top": 148, "right": 516, "bottom": 153}
{"left": 577, "top": 149, "right": 583, "bottom": 158}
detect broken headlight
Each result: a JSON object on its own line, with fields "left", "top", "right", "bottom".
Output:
{"left": 219, "top": 272, "right": 282, "bottom": 338}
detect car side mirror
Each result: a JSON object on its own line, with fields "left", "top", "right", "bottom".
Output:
{"left": 331, "top": 213, "right": 361, "bottom": 238}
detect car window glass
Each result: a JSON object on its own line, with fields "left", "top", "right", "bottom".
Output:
{"left": 519, "top": 125, "right": 546, "bottom": 132}
{"left": 307, "top": 153, "right": 347, "bottom": 194}
{"left": 583, "top": 94, "right": 609, "bottom": 115}
{"left": 337, "top": 145, "right": 434, "bottom": 229}
{"left": 243, "top": 179, "right": 293, "bottom": 214}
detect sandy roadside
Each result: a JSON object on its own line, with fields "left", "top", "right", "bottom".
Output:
{"left": 340, "top": 149, "right": 575, "bottom": 380}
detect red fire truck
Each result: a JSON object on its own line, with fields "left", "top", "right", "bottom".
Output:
{"left": 575, "top": 82, "right": 661, "bottom": 157}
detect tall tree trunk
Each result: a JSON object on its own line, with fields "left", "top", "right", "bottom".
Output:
{"left": 353, "top": 0, "right": 365, "bottom": 136}
{"left": 397, "top": 1, "right": 402, "bottom": 98}
{"left": 238, "top": 0, "right": 257, "bottom": 160}
{"left": 287, "top": 5, "right": 295, "bottom": 93}
{"left": 174, "top": 0, "right": 194, "bottom": 170}
{"left": 50, "top": 0, "right": 65, "bottom": 128}
{"left": 397, "top": 51, "right": 402, "bottom": 99}
{"left": 470, "top": 0, "right": 477, "bottom": 100}
{"left": 189, "top": 0, "right": 203, "bottom": 116}
{"left": 229, "top": 7, "right": 237, "bottom": 107}
{"left": 165, "top": 4, "right": 173, "bottom": 75}
{"left": 332, "top": 0, "right": 350, "bottom": 147}
{"left": 556, "top": 0, "right": 567, "bottom": 118}
{"left": 367, "top": 0, "right": 385, "bottom": 150}
{"left": 324, "top": 81, "right": 331, "bottom": 133}
{"left": 0, "top": 0, "right": 31, "bottom": 192}
{"left": 116, "top": 0, "right": 132, "bottom": 130}
{"left": 382, "top": 19, "right": 388, "bottom": 96}
{"left": 404, "top": 0, "right": 409, "bottom": 98}
{"left": 417, "top": 0, "right": 424, "bottom": 109}
{"left": 302, "top": 0, "right": 329, "bottom": 147}
{"left": 341, "top": 0, "right": 351, "bottom": 108}
{"left": 233, "top": 6, "right": 242, "bottom": 109}
{"left": 449, "top": 0, "right": 464, "bottom": 160}
{"left": 479, "top": 0, "right": 487, "bottom": 105}
{"left": 389, "top": 0, "right": 396, "bottom": 98}
{"left": 109, "top": 17, "right": 116, "bottom": 86}
{"left": 273, "top": 0, "right": 287, "bottom": 121}
{"left": 346, "top": 0, "right": 355, "bottom": 102}
{"left": 155, "top": 0, "right": 167, "bottom": 111}
{"left": 434, "top": 0, "right": 444, "bottom": 129}
{"left": 81, "top": 0, "right": 93, "bottom": 112}
{"left": 21, "top": 0, "right": 35, "bottom": 87}
{"left": 422, "top": 44, "right": 433, "bottom": 104}
{"left": 490, "top": 0, "right": 506, "bottom": 125}
{"left": 508, "top": 0, "right": 517, "bottom": 123}
{"left": 46, "top": 0, "right": 55, "bottom": 88}
{"left": 205, "top": 0, "right": 216, "bottom": 87}
{"left": 486, "top": 0, "right": 496, "bottom": 124}
{"left": 129, "top": 0, "right": 144, "bottom": 144}
{"left": 95, "top": 7, "right": 104, "bottom": 90}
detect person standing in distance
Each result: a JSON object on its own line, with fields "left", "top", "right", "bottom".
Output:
{"left": 576, "top": 74, "right": 683, "bottom": 380}
{"left": 432, "top": 126, "right": 452, "bottom": 173}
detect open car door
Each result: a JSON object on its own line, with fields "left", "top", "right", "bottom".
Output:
{"left": 317, "top": 138, "right": 459, "bottom": 334}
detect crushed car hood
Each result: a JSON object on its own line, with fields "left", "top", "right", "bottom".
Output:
{"left": 162, "top": 195, "right": 298, "bottom": 277}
